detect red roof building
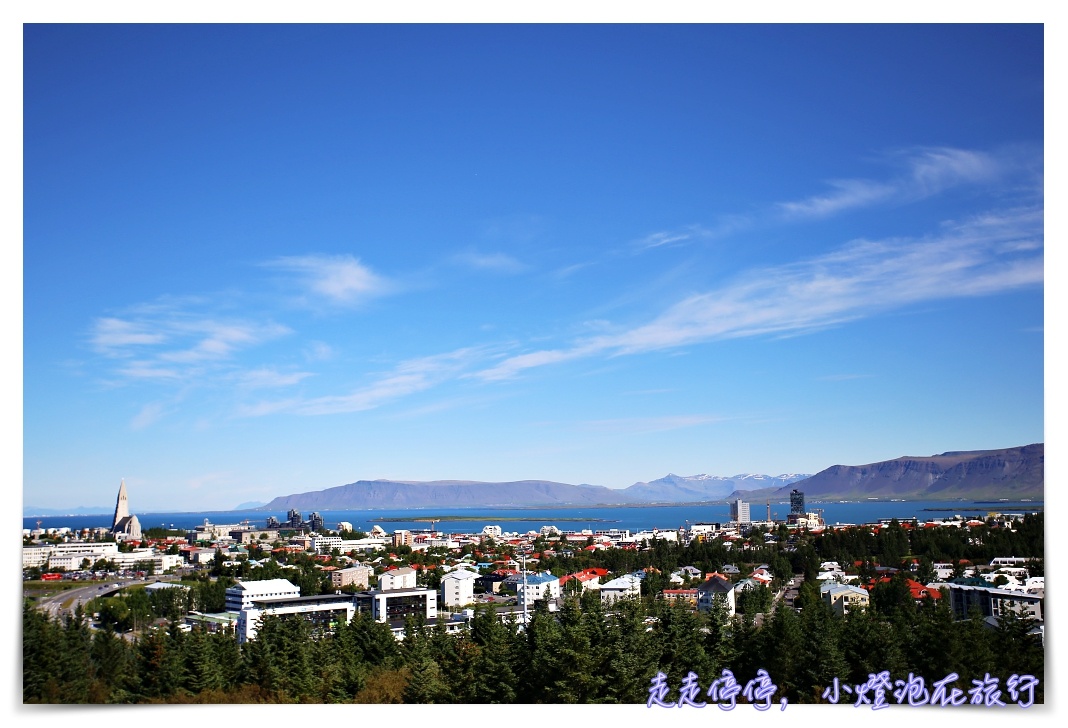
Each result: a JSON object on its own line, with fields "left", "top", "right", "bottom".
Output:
{"left": 864, "top": 576, "right": 942, "bottom": 601}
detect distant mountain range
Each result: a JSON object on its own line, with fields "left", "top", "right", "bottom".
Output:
{"left": 23, "top": 506, "right": 111, "bottom": 517}
{"left": 766, "top": 443, "right": 1044, "bottom": 502}
{"left": 27, "top": 444, "right": 1042, "bottom": 516}
{"left": 258, "top": 479, "right": 634, "bottom": 510}
{"left": 255, "top": 444, "right": 1042, "bottom": 510}
{"left": 621, "top": 473, "right": 810, "bottom": 503}
{"left": 256, "top": 474, "right": 812, "bottom": 510}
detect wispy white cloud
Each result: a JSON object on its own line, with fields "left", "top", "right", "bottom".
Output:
{"left": 552, "top": 261, "right": 594, "bottom": 280}
{"left": 90, "top": 302, "right": 293, "bottom": 385}
{"left": 263, "top": 254, "right": 392, "bottom": 305}
{"left": 452, "top": 249, "right": 527, "bottom": 274}
{"left": 633, "top": 218, "right": 752, "bottom": 253}
{"left": 117, "top": 362, "right": 185, "bottom": 381}
{"left": 476, "top": 205, "right": 1043, "bottom": 381}
{"left": 130, "top": 401, "right": 167, "bottom": 430}
{"left": 303, "top": 341, "right": 335, "bottom": 362}
{"left": 236, "top": 367, "right": 315, "bottom": 389}
{"left": 157, "top": 321, "right": 290, "bottom": 363}
{"left": 91, "top": 318, "right": 168, "bottom": 353}
{"left": 239, "top": 347, "right": 489, "bottom": 417}
{"left": 778, "top": 179, "right": 895, "bottom": 218}
{"left": 582, "top": 414, "right": 723, "bottom": 434}
{"left": 478, "top": 347, "right": 590, "bottom": 382}
{"left": 777, "top": 146, "right": 1011, "bottom": 219}
{"left": 636, "top": 230, "right": 695, "bottom": 250}
{"left": 905, "top": 146, "right": 1001, "bottom": 196}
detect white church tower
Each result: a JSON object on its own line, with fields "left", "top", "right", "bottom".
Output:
{"left": 112, "top": 478, "right": 130, "bottom": 529}
{"left": 111, "top": 478, "right": 142, "bottom": 541}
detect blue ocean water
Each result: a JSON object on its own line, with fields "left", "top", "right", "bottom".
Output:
{"left": 23, "top": 500, "right": 1042, "bottom": 535}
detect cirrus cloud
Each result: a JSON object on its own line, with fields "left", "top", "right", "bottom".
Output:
{"left": 263, "top": 253, "right": 392, "bottom": 305}
{"left": 477, "top": 205, "right": 1043, "bottom": 381}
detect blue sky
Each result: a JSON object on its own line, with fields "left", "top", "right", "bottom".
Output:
{"left": 22, "top": 24, "right": 1044, "bottom": 512}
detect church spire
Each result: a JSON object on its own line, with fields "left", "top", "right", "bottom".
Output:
{"left": 112, "top": 478, "right": 129, "bottom": 529}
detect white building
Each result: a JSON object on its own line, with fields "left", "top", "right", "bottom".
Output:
{"left": 481, "top": 525, "right": 502, "bottom": 537}
{"left": 821, "top": 583, "right": 870, "bottom": 615}
{"left": 188, "top": 547, "right": 219, "bottom": 565}
{"left": 355, "top": 587, "right": 438, "bottom": 624}
{"left": 440, "top": 568, "right": 479, "bottom": 607}
{"left": 188, "top": 521, "right": 244, "bottom": 541}
{"left": 225, "top": 578, "right": 301, "bottom": 612}
{"left": 697, "top": 575, "right": 737, "bottom": 616}
{"left": 943, "top": 582, "right": 1044, "bottom": 622}
{"left": 288, "top": 534, "right": 313, "bottom": 551}
{"left": 331, "top": 564, "right": 371, "bottom": 589}
{"left": 625, "top": 529, "right": 678, "bottom": 544}
{"left": 599, "top": 575, "right": 642, "bottom": 605}
{"left": 933, "top": 562, "right": 955, "bottom": 581}
{"left": 688, "top": 523, "right": 721, "bottom": 542}
{"left": 517, "top": 572, "right": 561, "bottom": 608}
{"left": 43, "top": 542, "right": 133, "bottom": 571}
{"left": 22, "top": 547, "right": 53, "bottom": 568}
{"left": 990, "top": 557, "right": 1033, "bottom": 567}
{"left": 595, "top": 529, "right": 631, "bottom": 546}
{"left": 237, "top": 593, "right": 355, "bottom": 643}
{"left": 730, "top": 500, "right": 751, "bottom": 524}
{"left": 336, "top": 537, "right": 389, "bottom": 553}
{"left": 310, "top": 535, "right": 343, "bottom": 554}
{"left": 42, "top": 542, "right": 119, "bottom": 557}
{"left": 379, "top": 567, "right": 418, "bottom": 591}
{"left": 123, "top": 552, "right": 183, "bottom": 572}
{"left": 46, "top": 552, "right": 107, "bottom": 571}
{"left": 336, "top": 521, "right": 354, "bottom": 532}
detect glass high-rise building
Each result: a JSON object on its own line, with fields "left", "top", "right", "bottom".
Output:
{"left": 790, "top": 489, "right": 805, "bottom": 515}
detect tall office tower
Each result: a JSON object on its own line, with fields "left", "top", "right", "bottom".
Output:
{"left": 308, "top": 511, "right": 324, "bottom": 532}
{"left": 790, "top": 489, "right": 805, "bottom": 516}
{"left": 730, "top": 499, "right": 751, "bottom": 524}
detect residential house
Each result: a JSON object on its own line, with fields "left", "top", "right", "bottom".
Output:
{"left": 599, "top": 575, "right": 642, "bottom": 605}
{"left": 378, "top": 566, "right": 418, "bottom": 591}
{"left": 440, "top": 568, "right": 479, "bottom": 607}
{"left": 697, "top": 575, "right": 736, "bottom": 616}
{"left": 662, "top": 589, "right": 698, "bottom": 607}
{"left": 331, "top": 564, "right": 371, "bottom": 589}
{"left": 821, "top": 583, "right": 870, "bottom": 615}
{"left": 517, "top": 572, "right": 561, "bottom": 608}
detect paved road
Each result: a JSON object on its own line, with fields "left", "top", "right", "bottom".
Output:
{"left": 30, "top": 577, "right": 168, "bottom": 622}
